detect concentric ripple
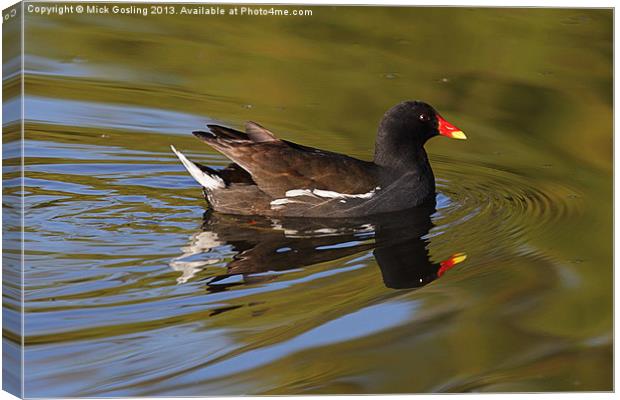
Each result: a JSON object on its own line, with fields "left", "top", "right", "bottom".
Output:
{"left": 429, "top": 156, "right": 583, "bottom": 255}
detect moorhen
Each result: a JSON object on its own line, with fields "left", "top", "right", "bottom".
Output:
{"left": 171, "top": 100, "right": 466, "bottom": 217}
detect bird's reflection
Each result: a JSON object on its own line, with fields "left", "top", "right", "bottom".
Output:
{"left": 170, "top": 200, "right": 466, "bottom": 290}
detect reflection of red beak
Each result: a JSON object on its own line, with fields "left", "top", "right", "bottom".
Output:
{"left": 437, "top": 115, "right": 467, "bottom": 140}
{"left": 437, "top": 253, "right": 467, "bottom": 278}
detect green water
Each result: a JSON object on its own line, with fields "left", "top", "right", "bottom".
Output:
{"left": 3, "top": 4, "right": 612, "bottom": 395}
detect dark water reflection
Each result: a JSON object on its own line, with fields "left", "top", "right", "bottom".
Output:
{"left": 189, "top": 203, "right": 465, "bottom": 291}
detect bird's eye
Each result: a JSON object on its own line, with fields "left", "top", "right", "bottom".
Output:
{"left": 419, "top": 114, "right": 430, "bottom": 122}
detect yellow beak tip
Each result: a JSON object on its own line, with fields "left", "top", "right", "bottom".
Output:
{"left": 451, "top": 131, "right": 467, "bottom": 140}
{"left": 451, "top": 253, "right": 467, "bottom": 264}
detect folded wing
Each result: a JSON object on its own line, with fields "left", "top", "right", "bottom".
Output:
{"left": 192, "top": 122, "right": 378, "bottom": 197}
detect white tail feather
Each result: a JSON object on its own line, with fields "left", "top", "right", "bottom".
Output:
{"left": 170, "top": 145, "right": 225, "bottom": 190}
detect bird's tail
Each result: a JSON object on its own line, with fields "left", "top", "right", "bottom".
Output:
{"left": 170, "top": 145, "right": 225, "bottom": 190}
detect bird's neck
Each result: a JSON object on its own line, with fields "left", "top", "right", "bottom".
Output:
{"left": 373, "top": 131, "right": 430, "bottom": 172}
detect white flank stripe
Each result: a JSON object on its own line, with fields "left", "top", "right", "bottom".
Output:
{"left": 285, "top": 189, "right": 314, "bottom": 197}
{"left": 285, "top": 187, "right": 380, "bottom": 200}
{"left": 312, "top": 188, "right": 376, "bottom": 199}
{"left": 271, "top": 198, "right": 294, "bottom": 206}
{"left": 170, "top": 145, "right": 225, "bottom": 190}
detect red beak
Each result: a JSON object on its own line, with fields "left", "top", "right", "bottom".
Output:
{"left": 437, "top": 114, "right": 467, "bottom": 140}
{"left": 437, "top": 253, "right": 467, "bottom": 278}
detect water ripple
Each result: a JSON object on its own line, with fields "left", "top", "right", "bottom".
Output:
{"left": 429, "top": 157, "right": 583, "bottom": 258}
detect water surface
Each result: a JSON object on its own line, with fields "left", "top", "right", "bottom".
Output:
{"left": 3, "top": 5, "right": 613, "bottom": 395}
